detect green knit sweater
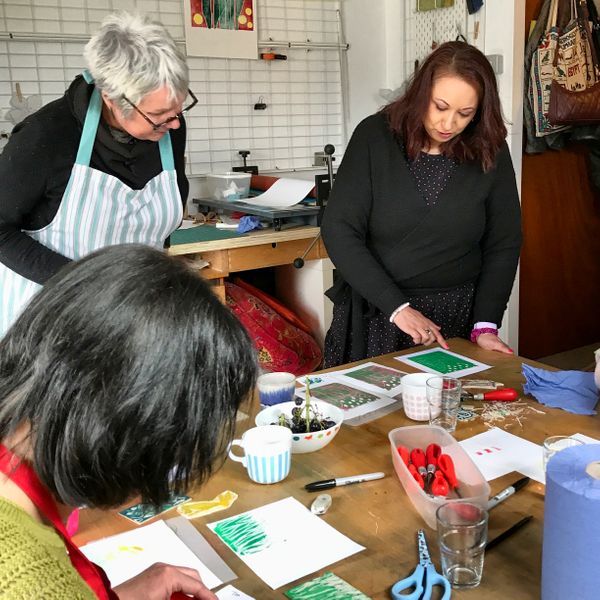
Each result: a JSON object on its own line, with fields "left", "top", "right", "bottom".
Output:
{"left": 0, "top": 497, "right": 96, "bottom": 599}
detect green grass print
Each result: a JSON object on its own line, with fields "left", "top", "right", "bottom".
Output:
{"left": 213, "top": 513, "right": 269, "bottom": 555}
{"left": 409, "top": 350, "right": 476, "bottom": 374}
{"left": 285, "top": 571, "right": 371, "bottom": 599}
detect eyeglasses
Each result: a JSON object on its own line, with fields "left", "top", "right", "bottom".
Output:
{"left": 122, "top": 89, "right": 198, "bottom": 130}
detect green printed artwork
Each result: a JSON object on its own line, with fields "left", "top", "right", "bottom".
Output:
{"left": 346, "top": 365, "right": 403, "bottom": 391}
{"left": 409, "top": 350, "right": 476, "bottom": 374}
{"left": 285, "top": 571, "right": 371, "bottom": 599}
{"left": 118, "top": 493, "right": 190, "bottom": 524}
{"left": 213, "top": 513, "right": 269, "bottom": 556}
{"left": 311, "top": 383, "right": 380, "bottom": 410}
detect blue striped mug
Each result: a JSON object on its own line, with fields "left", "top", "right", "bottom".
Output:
{"left": 228, "top": 425, "right": 292, "bottom": 484}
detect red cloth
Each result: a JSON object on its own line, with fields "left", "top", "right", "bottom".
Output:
{"left": 225, "top": 282, "right": 322, "bottom": 376}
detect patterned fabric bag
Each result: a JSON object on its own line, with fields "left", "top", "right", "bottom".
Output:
{"left": 529, "top": 0, "right": 570, "bottom": 136}
{"left": 554, "top": 0, "right": 597, "bottom": 92}
{"left": 548, "top": 0, "right": 600, "bottom": 125}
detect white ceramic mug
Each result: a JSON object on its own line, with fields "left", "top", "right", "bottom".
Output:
{"left": 401, "top": 373, "right": 432, "bottom": 421}
{"left": 228, "top": 425, "right": 292, "bottom": 484}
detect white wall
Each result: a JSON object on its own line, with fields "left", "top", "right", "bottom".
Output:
{"left": 0, "top": 0, "right": 345, "bottom": 174}
{"left": 340, "top": 0, "right": 387, "bottom": 136}
{"left": 479, "top": 2, "right": 525, "bottom": 352}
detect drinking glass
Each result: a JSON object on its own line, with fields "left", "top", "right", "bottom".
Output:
{"left": 426, "top": 377, "right": 462, "bottom": 433}
{"left": 436, "top": 502, "right": 488, "bottom": 589}
{"left": 543, "top": 435, "right": 584, "bottom": 471}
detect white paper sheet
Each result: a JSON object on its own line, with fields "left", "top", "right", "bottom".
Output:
{"left": 216, "top": 585, "right": 255, "bottom": 599}
{"left": 177, "top": 220, "right": 197, "bottom": 230}
{"left": 207, "top": 497, "right": 364, "bottom": 589}
{"left": 80, "top": 519, "right": 222, "bottom": 588}
{"left": 294, "top": 378, "right": 396, "bottom": 420}
{"left": 459, "top": 427, "right": 545, "bottom": 483}
{"left": 460, "top": 430, "right": 600, "bottom": 485}
{"left": 238, "top": 178, "right": 315, "bottom": 208}
{"left": 394, "top": 348, "right": 491, "bottom": 378}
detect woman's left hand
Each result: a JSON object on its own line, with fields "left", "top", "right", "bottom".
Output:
{"left": 475, "top": 333, "right": 513, "bottom": 354}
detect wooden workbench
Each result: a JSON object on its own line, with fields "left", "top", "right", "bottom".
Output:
{"left": 74, "top": 339, "right": 600, "bottom": 598}
{"left": 168, "top": 225, "right": 328, "bottom": 301}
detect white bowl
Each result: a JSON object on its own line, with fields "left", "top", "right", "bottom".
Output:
{"left": 255, "top": 400, "right": 344, "bottom": 454}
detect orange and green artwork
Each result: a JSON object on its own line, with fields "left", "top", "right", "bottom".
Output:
{"left": 190, "top": 0, "right": 254, "bottom": 30}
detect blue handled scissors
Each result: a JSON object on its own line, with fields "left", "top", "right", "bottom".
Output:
{"left": 391, "top": 529, "right": 451, "bottom": 600}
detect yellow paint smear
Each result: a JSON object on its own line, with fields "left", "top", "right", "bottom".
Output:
{"left": 117, "top": 545, "right": 144, "bottom": 554}
{"left": 177, "top": 490, "right": 238, "bottom": 519}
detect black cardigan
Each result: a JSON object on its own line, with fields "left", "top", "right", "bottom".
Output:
{"left": 321, "top": 113, "right": 522, "bottom": 326}
{"left": 0, "top": 75, "right": 188, "bottom": 284}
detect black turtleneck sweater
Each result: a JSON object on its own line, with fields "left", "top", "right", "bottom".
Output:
{"left": 0, "top": 75, "right": 188, "bottom": 284}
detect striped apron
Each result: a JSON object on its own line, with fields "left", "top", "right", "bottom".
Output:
{"left": 0, "top": 78, "right": 182, "bottom": 336}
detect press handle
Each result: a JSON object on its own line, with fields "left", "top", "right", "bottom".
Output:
{"left": 480, "top": 388, "right": 518, "bottom": 402}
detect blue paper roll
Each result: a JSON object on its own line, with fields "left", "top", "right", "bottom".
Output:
{"left": 542, "top": 444, "right": 600, "bottom": 599}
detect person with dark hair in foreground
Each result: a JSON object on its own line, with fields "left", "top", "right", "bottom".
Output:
{"left": 321, "top": 41, "right": 522, "bottom": 367}
{"left": 0, "top": 245, "right": 257, "bottom": 599}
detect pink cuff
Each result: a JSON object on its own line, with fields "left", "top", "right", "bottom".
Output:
{"left": 470, "top": 327, "right": 498, "bottom": 343}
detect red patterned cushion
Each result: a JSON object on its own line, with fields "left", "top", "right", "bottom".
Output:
{"left": 225, "top": 282, "right": 322, "bottom": 376}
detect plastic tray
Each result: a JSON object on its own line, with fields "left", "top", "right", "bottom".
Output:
{"left": 388, "top": 425, "right": 490, "bottom": 529}
{"left": 206, "top": 173, "right": 251, "bottom": 201}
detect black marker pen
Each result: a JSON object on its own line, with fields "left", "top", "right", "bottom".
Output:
{"left": 305, "top": 472, "right": 385, "bottom": 492}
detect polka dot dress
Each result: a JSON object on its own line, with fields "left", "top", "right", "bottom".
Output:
{"left": 323, "top": 151, "right": 470, "bottom": 368}
{"left": 324, "top": 283, "right": 474, "bottom": 367}
{"left": 408, "top": 151, "right": 457, "bottom": 207}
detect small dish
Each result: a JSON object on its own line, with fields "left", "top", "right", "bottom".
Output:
{"left": 255, "top": 400, "right": 344, "bottom": 454}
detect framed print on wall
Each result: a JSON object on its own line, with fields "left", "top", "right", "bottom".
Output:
{"left": 417, "top": 0, "right": 454, "bottom": 9}
{"left": 184, "top": 0, "right": 258, "bottom": 59}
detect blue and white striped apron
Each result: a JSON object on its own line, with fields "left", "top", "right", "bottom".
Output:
{"left": 0, "top": 76, "right": 182, "bottom": 336}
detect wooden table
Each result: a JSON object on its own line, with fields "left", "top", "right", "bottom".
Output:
{"left": 74, "top": 339, "right": 600, "bottom": 598}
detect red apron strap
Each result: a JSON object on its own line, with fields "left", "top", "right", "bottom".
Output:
{"left": 0, "top": 444, "right": 116, "bottom": 600}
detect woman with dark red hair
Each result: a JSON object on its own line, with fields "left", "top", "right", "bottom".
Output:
{"left": 322, "top": 41, "right": 522, "bottom": 367}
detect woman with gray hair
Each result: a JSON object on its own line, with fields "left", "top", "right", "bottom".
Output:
{"left": 0, "top": 12, "right": 197, "bottom": 336}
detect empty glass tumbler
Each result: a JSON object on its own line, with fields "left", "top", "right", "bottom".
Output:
{"left": 426, "top": 376, "right": 462, "bottom": 433}
{"left": 436, "top": 501, "right": 488, "bottom": 589}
